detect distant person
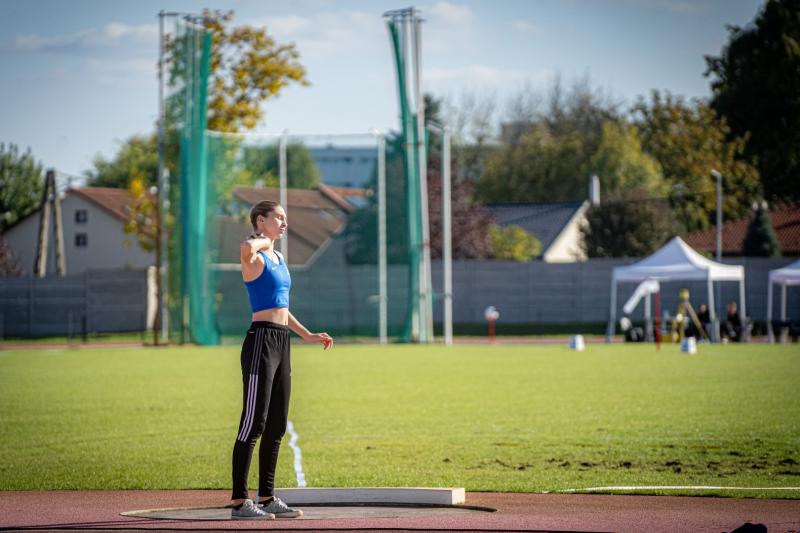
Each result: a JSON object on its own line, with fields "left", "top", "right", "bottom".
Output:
{"left": 722, "top": 301, "right": 742, "bottom": 342}
{"left": 697, "top": 304, "right": 710, "bottom": 329}
{"left": 697, "top": 304, "right": 711, "bottom": 336}
{"left": 230, "top": 200, "right": 333, "bottom": 520}
{"left": 686, "top": 303, "right": 711, "bottom": 339}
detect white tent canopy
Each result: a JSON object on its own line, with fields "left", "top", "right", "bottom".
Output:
{"left": 767, "top": 259, "right": 800, "bottom": 342}
{"left": 607, "top": 237, "right": 746, "bottom": 341}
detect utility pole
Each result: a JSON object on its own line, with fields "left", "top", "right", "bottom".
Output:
{"left": 34, "top": 169, "right": 66, "bottom": 277}
{"left": 711, "top": 169, "right": 722, "bottom": 262}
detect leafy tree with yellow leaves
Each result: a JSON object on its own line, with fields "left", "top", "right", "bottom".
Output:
{"left": 86, "top": 9, "right": 309, "bottom": 251}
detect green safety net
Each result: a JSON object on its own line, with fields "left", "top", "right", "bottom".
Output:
{"left": 162, "top": 16, "right": 429, "bottom": 344}
{"left": 165, "top": 19, "right": 217, "bottom": 345}
{"left": 387, "top": 17, "right": 425, "bottom": 342}
{"left": 204, "top": 133, "right": 412, "bottom": 341}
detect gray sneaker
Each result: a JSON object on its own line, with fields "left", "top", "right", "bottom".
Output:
{"left": 231, "top": 499, "right": 275, "bottom": 520}
{"left": 259, "top": 496, "right": 303, "bottom": 518}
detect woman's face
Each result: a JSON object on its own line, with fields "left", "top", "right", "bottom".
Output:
{"left": 256, "top": 206, "right": 287, "bottom": 240}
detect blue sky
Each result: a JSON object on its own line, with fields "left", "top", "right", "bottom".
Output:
{"left": 0, "top": 0, "right": 763, "bottom": 179}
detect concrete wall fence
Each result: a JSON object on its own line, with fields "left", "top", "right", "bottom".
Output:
{"left": 1, "top": 258, "right": 796, "bottom": 338}
{"left": 432, "top": 257, "right": 798, "bottom": 326}
{"left": 0, "top": 269, "right": 149, "bottom": 338}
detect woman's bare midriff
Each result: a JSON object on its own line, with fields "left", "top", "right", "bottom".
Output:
{"left": 252, "top": 307, "right": 289, "bottom": 325}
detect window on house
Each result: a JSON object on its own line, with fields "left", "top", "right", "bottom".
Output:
{"left": 75, "top": 233, "right": 88, "bottom": 247}
{"left": 75, "top": 209, "right": 88, "bottom": 223}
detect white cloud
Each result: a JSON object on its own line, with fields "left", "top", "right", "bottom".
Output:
{"left": 419, "top": 2, "right": 480, "bottom": 54}
{"left": 426, "top": 1, "right": 476, "bottom": 27}
{"left": 512, "top": 20, "right": 542, "bottom": 35}
{"left": 15, "top": 22, "right": 157, "bottom": 53}
{"left": 247, "top": 10, "right": 385, "bottom": 60}
{"left": 259, "top": 14, "right": 312, "bottom": 37}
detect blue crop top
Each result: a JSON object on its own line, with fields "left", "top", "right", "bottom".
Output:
{"left": 244, "top": 250, "right": 291, "bottom": 312}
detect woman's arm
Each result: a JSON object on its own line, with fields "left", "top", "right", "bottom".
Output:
{"left": 239, "top": 234, "right": 274, "bottom": 265}
{"left": 288, "top": 311, "right": 333, "bottom": 350}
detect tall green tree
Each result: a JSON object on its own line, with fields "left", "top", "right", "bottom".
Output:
{"left": 705, "top": 0, "right": 800, "bottom": 202}
{"left": 0, "top": 143, "right": 43, "bottom": 230}
{"left": 743, "top": 202, "right": 781, "bottom": 257}
{"left": 477, "top": 124, "right": 586, "bottom": 202}
{"left": 165, "top": 9, "right": 309, "bottom": 133}
{"left": 580, "top": 121, "right": 666, "bottom": 198}
{"left": 476, "top": 77, "right": 623, "bottom": 203}
{"left": 86, "top": 10, "right": 308, "bottom": 251}
{"left": 241, "top": 143, "right": 321, "bottom": 190}
{"left": 477, "top": 119, "right": 663, "bottom": 203}
{"left": 633, "top": 91, "right": 760, "bottom": 232}
{"left": 581, "top": 189, "right": 679, "bottom": 258}
{"left": 84, "top": 134, "right": 158, "bottom": 189}
{"left": 490, "top": 225, "right": 542, "bottom": 261}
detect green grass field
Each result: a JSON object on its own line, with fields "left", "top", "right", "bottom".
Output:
{"left": 1, "top": 342, "right": 799, "bottom": 498}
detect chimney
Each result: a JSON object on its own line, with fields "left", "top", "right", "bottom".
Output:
{"left": 589, "top": 175, "right": 600, "bottom": 205}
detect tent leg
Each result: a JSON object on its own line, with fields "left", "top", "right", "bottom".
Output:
{"left": 767, "top": 281, "right": 774, "bottom": 343}
{"left": 606, "top": 280, "right": 617, "bottom": 343}
{"left": 645, "top": 292, "right": 652, "bottom": 342}
{"left": 707, "top": 276, "right": 718, "bottom": 343}
{"left": 739, "top": 276, "right": 747, "bottom": 342}
{"left": 780, "top": 282, "right": 787, "bottom": 343}
{"left": 780, "top": 282, "right": 787, "bottom": 322}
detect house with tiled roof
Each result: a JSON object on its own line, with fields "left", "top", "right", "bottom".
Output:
{"left": 2, "top": 187, "right": 154, "bottom": 275}
{"left": 218, "top": 184, "right": 361, "bottom": 267}
{"left": 3, "top": 183, "right": 366, "bottom": 276}
{"left": 684, "top": 203, "right": 800, "bottom": 257}
{"left": 485, "top": 201, "right": 590, "bottom": 262}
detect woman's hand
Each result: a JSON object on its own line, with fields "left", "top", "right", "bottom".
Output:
{"left": 306, "top": 332, "right": 333, "bottom": 350}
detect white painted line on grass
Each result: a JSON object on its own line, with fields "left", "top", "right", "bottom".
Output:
{"left": 557, "top": 485, "right": 800, "bottom": 493}
{"left": 286, "top": 420, "right": 307, "bottom": 487}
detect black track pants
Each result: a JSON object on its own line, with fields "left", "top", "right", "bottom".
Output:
{"left": 231, "top": 321, "right": 291, "bottom": 500}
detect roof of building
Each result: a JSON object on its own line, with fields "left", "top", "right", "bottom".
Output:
{"left": 320, "top": 184, "right": 370, "bottom": 209}
{"left": 2, "top": 187, "right": 138, "bottom": 235}
{"left": 67, "top": 187, "right": 135, "bottom": 221}
{"left": 684, "top": 203, "right": 800, "bottom": 257}
{"left": 485, "top": 201, "right": 586, "bottom": 253}
{"left": 231, "top": 186, "right": 350, "bottom": 266}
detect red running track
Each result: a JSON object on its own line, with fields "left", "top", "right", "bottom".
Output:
{"left": 1, "top": 490, "right": 798, "bottom": 532}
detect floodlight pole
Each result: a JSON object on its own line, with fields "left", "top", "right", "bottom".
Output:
{"left": 711, "top": 169, "right": 722, "bottom": 342}
{"left": 711, "top": 169, "right": 722, "bottom": 262}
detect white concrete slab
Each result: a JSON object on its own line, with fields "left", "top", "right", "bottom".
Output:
{"left": 273, "top": 487, "right": 466, "bottom": 506}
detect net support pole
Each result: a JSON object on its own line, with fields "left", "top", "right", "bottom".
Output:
{"left": 156, "top": 9, "right": 167, "bottom": 344}
{"left": 279, "top": 131, "right": 288, "bottom": 260}
{"left": 412, "top": 13, "right": 433, "bottom": 342}
{"left": 442, "top": 127, "right": 453, "bottom": 346}
{"left": 376, "top": 132, "right": 388, "bottom": 344}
